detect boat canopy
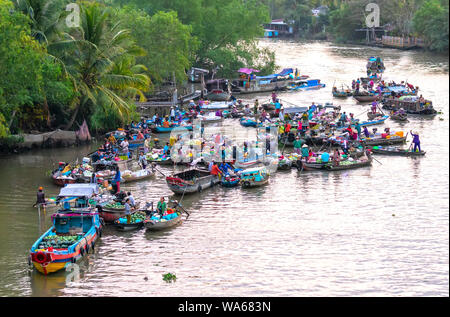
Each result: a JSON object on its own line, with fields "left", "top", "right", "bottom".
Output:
{"left": 384, "top": 86, "right": 409, "bottom": 94}
{"left": 283, "top": 107, "right": 309, "bottom": 114}
{"left": 58, "top": 184, "right": 99, "bottom": 198}
{"left": 256, "top": 68, "right": 293, "bottom": 80}
{"left": 241, "top": 167, "right": 267, "bottom": 174}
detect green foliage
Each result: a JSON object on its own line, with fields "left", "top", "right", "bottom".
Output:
{"left": 162, "top": 272, "right": 177, "bottom": 283}
{"left": 0, "top": 0, "right": 46, "bottom": 133}
{"left": 114, "top": 7, "right": 196, "bottom": 85}
{"left": 52, "top": 1, "right": 151, "bottom": 130}
{"left": 413, "top": 0, "right": 449, "bottom": 52}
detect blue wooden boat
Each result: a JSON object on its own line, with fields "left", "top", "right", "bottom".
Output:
{"left": 288, "top": 79, "right": 326, "bottom": 91}
{"left": 29, "top": 184, "right": 103, "bottom": 275}
{"left": 240, "top": 117, "right": 262, "bottom": 128}
{"left": 359, "top": 115, "right": 389, "bottom": 127}
{"left": 153, "top": 125, "right": 193, "bottom": 133}
{"left": 220, "top": 175, "right": 241, "bottom": 188}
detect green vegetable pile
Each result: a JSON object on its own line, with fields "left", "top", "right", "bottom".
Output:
{"left": 105, "top": 202, "right": 124, "bottom": 210}
{"left": 130, "top": 212, "right": 146, "bottom": 223}
{"left": 39, "top": 235, "right": 81, "bottom": 249}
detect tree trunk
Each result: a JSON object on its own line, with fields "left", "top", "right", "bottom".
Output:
{"left": 8, "top": 110, "right": 17, "bottom": 129}
{"left": 65, "top": 102, "right": 81, "bottom": 131}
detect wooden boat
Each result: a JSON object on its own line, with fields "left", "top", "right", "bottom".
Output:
{"left": 277, "top": 158, "right": 293, "bottom": 171}
{"left": 359, "top": 115, "right": 389, "bottom": 127}
{"left": 367, "top": 112, "right": 385, "bottom": 120}
{"left": 240, "top": 117, "right": 262, "bottom": 128}
{"left": 239, "top": 167, "right": 269, "bottom": 188}
{"left": 205, "top": 79, "right": 230, "bottom": 101}
{"left": 113, "top": 211, "right": 147, "bottom": 232}
{"left": 166, "top": 169, "right": 220, "bottom": 195}
{"left": 333, "top": 90, "right": 352, "bottom": 98}
{"left": 99, "top": 201, "right": 141, "bottom": 223}
{"left": 390, "top": 112, "right": 408, "bottom": 122}
{"left": 121, "top": 168, "right": 155, "bottom": 183}
{"left": 220, "top": 175, "right": 241, "bottom": 188}
{"left": 198, "top": 112, "right": 224, "bottom": 124}
{"left": 51, "top": 171, "right": 77, "bottom": 187}
{"left": 152, "top": 125, "right": 193, "bottom": 133}
{"left": 200, "top": 101, "right": 232, "bottom": 111}
{"left": 29, "top": 184, "right": 103, "bottom": 275}
{"left": 382, "top": 97, "right": 437, "bottom": 115}
{"left": 288, "top": 79, "right": 326, "bottom": 91}
{"left": 370, "top": 146, "right": 426, "bottom": 156}
{"left": 353, "top": 94, "right": 380, "bottom": 103}
{"left": 300, "top": 156, "right": 372, "bottom": 171}
{"left": 361, "top": 136, "right": 407, "bottom": 146}
{"left": 144, "top": 212, "right": 184, "bottom": 231}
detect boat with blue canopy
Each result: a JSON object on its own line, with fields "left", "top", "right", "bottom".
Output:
{"left": 29, "top": 184, "right": 103, "bottom": 275}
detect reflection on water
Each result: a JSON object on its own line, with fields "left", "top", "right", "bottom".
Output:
{"left": 0, "top": 40, "right": 448, "bottom": 297}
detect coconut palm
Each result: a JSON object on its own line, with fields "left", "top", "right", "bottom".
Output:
{"left": 53, "top": 2, "right": 150, "bottom": 129}
{"left": 13, "top": 0, "right": 68, "bottom": 45}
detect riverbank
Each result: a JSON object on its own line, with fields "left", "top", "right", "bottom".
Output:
{"left": 0, "top": 121, "right": 92, "bottom": 155}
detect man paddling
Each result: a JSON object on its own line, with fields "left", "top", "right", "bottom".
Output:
{"left": 410, "top": 130, "right": 422, "bottom": 152}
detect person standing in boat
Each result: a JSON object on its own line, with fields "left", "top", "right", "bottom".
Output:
{"left": 332, "top": 149, "right": 341, "bottom": 167}
{"left": 34, "top": 187, "right": 46, "bottom": 209}
{"left": 371, "top": 101, "right": 378, "bottom": 114}
{"left": 410, "top": 131, "right": 422, "bottom": 152}
{"left": 293, "top": 136, "right": 302, "bottom": 155}
{"left": 157, "top": 197, "right": 167, "bottom": 217}
{"left": 113, "top": 165, "right": 121, "bottom": 194}
{"left": 124, "top": 198, "right": 132, "bottom": 224}
{"left": 301, "top": 144, "right": 309, "bottom": 162}
{"left": 271, "top": 91, "right": 277, "bottom": 103}
{"left": 139, "top": 151, "right": 148, "bottom": 169}
{"left": 253, "top": 100, "right": 259, "bottom": 117}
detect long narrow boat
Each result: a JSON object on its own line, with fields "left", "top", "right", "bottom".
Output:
{"left": 240, "top": 117, "right": 262, "bottom": 128}
{"left": 99, "top": 201, "right": 141, "bottom": 223}
{"left": 353, "top": 94, "right": 380, "bottom": 103}
{"left": 359, "top": 115, "right": 389, "bottom": 127}
{"left": 361, "top": 136, "right": 407, "bottom": 146}
{"left": 113, "top": 211, "right": 147, "bottom": 232}
{"left": 220, "top": 175, "right": 241, "bottom": 188}
{"left": 29, "top": 184, "right": 103, "bottom": 275}
{"left": 166, "top": 169, "right": 220, "bottom": 194}
{"left": 144, "top": 211, "right": 184, "bottom": 231}
{"left": 299, "top": 156, "right": 372, "bottom": 171}
{"left": 121, "top": 168, "right": 155, "bottom": 183}
{"left": 370, "top": 146, "right": 426, "bottom": 156}
{"left": 152, "top": 125, "right": 193, "bottom": 133}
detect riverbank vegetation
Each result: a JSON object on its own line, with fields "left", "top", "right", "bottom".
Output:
{"left": 0, "top": 0, "right": 275, "bottom": 145}
{"left": 265, "top": 0, "right": 449, "bottom": 52}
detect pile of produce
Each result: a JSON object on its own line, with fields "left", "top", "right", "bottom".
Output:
{"left": 117, "top": 212, "right": 146, "bottom": 224}
{"left": 105, "top": 202, "right": 124, "bottom": 210}
{"left": 38, "top": 235, "right": 82, "bottom": 249}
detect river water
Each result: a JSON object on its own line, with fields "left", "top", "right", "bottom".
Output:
{"left": 0, "top": 40, "right": 448, "bottom": 297}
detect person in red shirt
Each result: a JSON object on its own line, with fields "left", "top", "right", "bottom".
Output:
{"left": 210, "top": 162, "right": 222, "bottom": 179}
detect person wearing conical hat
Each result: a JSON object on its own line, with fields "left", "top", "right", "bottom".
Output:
{"left": 301, "top": 144, "right": 309, "bottom": 161}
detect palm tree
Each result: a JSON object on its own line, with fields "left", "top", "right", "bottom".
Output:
{"left": 13, "top": 0, "right": 67, "bottom": 45}
{"left": 53, "top": 2, "right": 150, "bottom": 129}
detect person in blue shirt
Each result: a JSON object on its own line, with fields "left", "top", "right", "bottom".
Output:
{"left": 163, "top": 143, "right": 171, "bottom": 156}
{"left": 113, "top": 166, "right": 121, "bottom": 194}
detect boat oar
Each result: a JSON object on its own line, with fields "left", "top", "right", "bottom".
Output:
{"left": 152, "top": 164, "right": 167, "bottom": 177}
{"left": 171, "top": 200, "right": 190, "bottom": 219}
{"left": 371, "top": 155, "right": 383, "bottom": 165}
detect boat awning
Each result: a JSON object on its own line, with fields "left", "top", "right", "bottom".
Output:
{"left": 384, "top": 86, "right": 409, "bottom": 94}
{"left": 238, "top": 68, "right": 260, "bottom": 75}
{"left": 283, "top": 107, "right": 309, "bottom": 114}
{"left": 58, "top": 184, "right": 99, "bottom": 198}
{"left": 278, "top": 68, "right": 293, "bottom": 76}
